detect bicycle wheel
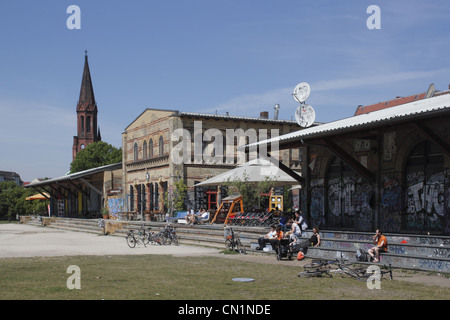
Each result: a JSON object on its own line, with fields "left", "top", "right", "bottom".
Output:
{"left": 140, "top": 233, "right": 149, "bottom": 247}
{"left": 172, "top": 233, "right": 179, "bottom": 246}
{"left": 126, "top": 233, "right": 136, "bottom": 248}
{"left": 340, "top": 265, "right": 362, "bottom": 279}
{"left": 225, "top": 239, "right": 234, "bottom": 251}
{"left": 303, "top": 259, "right": 326, "bottom": 270}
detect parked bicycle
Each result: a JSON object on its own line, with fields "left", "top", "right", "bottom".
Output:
{"left": 159, "top": 224, "right": 179, "bottom": 245}
{"left": 126, "top": 227, "right": 149, "bottom": 248}
{"left": 224, "top": 226, "right": 246, "bottom": 254}
{"left": 146, "top": 227, "right": 163, "bottom": 245}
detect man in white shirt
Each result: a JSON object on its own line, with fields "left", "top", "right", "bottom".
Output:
{"left": 256, "top": 225, "right": 277, "bottom": 250}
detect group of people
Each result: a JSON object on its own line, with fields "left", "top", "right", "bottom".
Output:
{"left": 255, "top": 208, "right": 388, "bottom": 263}
{"left": 185, "top": 208, "right": 209, "bottom": 225}
{"left": 256, "top": 209, "right": 321, "bottom": 254}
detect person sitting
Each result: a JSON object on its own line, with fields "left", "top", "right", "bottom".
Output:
{"left": 285, "top": 219, "right": 301, "bottom": 241}
{"left": 271, "top": 225, "right": 284, "bottom": 254}
{"left": 309, "top": 227, "right": 321, "bottom": 247}
{"left": 368, "top": 229, "right": 388, "bottom": 263}
{"left": 195, "top": 209, "right": 209, "bottom": 223}
{"left": 256, "top": 225, "right": 277, "bottom": 250}
{"left": 185, "top": 208, "right": 195, "bottom": 225}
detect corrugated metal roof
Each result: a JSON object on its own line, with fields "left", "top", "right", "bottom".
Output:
{"left": 25, "top": 162, "right": 122, "bottom": 188}
{"left": 179, "top": 111, "right": 298, "bottom": 124}
{"left": 242, "top": 93, "right": 450, "bottom": 149}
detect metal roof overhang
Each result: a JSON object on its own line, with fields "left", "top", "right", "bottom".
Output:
{"left": 239, "top": 94, "right": 450, "bottom": 184}
{"left": 25, "top": 163, "right": 122, "bottom": 190}
{"left": 241, "top": 94, "right": 450, "bottom": 151}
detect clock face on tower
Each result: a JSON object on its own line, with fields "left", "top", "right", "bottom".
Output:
{"left": 81, "top": 144, "right": 85, "bottom": 149}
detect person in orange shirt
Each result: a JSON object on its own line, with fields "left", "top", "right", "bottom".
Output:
{"left": 368, "top": 229, "right": 388, "bottom": 263}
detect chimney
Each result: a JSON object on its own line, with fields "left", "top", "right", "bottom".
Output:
{"left": 260, "top": 111, "right": 269, "bottom": 119}
{"left": 274, "top": 104, "right": 280, "bottom": 120}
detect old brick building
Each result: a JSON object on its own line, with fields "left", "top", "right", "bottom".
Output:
{"left": 122, "top": 108, "right": 303, "bottom": 215}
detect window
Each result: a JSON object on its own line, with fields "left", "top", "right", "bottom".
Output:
{"left": 133, "top": 142, "right": 138, "bottom": 161}
{"left": 86, "top": 116, "right": 91, "bottom": 133}
{"left": 148, "top": 139, "right": 153, "bottom": 159}
{"left": 159, "top": 136, "right": 164, "bottom": 157}
{"left": 143, "top": 140, "right": 147, "bottom": 160}
{"left": 80, "top": 116, "right": 84, "bottom": 132}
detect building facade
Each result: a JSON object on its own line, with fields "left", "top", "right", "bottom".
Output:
{"left": 122, "top": 108, "right": 303, "bottom": 215}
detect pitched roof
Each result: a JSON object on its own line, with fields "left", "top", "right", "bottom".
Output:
{"left": 78, "top": 52, "right": 96, "bottom": 109}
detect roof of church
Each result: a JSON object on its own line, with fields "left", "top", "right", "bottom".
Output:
{"left": 78, "top": 51, "right": 96, "bottom": 110}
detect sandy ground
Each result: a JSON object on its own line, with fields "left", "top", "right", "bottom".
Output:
{"left": 1, "top": 223, "right": 449, "bottom": 289}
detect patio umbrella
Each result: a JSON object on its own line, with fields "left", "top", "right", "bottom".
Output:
{"left": 25, "top": 192, "right": 50, "bottom": 200}
{"left": 195, "top": 158, "right": 300, "bottom": 187}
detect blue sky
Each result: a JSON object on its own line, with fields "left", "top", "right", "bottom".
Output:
{"left": 1, "top": 0, "right": 450, "bottom": 182}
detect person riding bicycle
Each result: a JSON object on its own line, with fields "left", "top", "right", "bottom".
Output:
{"left": 368, "top": 229, "right": 388, "bottom": 263}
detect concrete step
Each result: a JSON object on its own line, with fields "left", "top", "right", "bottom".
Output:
{"left": 20, "top": 217, "right": 450, "bottom": 273}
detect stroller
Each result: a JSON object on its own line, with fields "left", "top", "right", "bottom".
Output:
{"left": 276, "top": 238, "right": 294, "bottom": 261}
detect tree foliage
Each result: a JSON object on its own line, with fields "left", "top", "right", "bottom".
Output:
{"left": 224, "top": 173, "right": 277, "bottom": 211}
{"left": 70, "top": 141, "right": 122, "bottom": 174}
{"left": 0, "top": 182, "right": 47, "bottom": 220}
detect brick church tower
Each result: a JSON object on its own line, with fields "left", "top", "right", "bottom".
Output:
{"left": 72, "top": 51, "right": 101, "bottom": 161}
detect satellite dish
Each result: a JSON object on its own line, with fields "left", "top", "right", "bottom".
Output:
{"left": 295, "top": 104, "right": 316, "bottom": 127}
{"left": 293, "top": 82, "right": 311, "bottom": 103}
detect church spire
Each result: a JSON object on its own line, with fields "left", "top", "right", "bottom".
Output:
{"left": 78, "top": 50, "right": 96, "bottom": 109}
{"left": 73, "top": 51, "right": 101, "bottom": 161}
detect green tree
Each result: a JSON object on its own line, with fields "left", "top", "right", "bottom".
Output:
{"left": 225, "top": 173, "right": 277, "bottom": 211}
{"left": 70, "top": 141, "right": 122, "bottom": 173}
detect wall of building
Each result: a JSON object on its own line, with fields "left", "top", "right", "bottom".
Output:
{"left": 304, "top": 124, "right": 450, "bottom": 235}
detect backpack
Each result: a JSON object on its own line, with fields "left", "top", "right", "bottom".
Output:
{"left": 356, "top": 248, "right": 368, "bottom": 262}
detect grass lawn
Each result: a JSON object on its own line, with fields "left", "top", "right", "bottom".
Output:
{"left": 0, "top": 254, "right": 449, "bottom": 300}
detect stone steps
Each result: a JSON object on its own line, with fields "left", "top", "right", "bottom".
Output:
{"left": 20, "top": 216, "right": 450, "bottom": 273}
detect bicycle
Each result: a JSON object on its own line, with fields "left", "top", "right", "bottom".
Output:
{"left": 224, "top": 226, "right": 246, "bottom": 254}
{"left": 159, "top": 224, "right": 179, "bottom": 245}
{"left": 299, "top": 255, "right": 393, "bottom": 281}
{"left": 126, "top": 227, "right": 149, "bottom": 248}
{"left": 146, "top": 227, "right": 163, "bottom": 245}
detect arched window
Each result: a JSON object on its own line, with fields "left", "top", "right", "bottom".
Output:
{"left": 133, "top": 142, "right": 138, "bottom": 162}
{"left": 86, "top": 116, "right": 91, "bottom": 133}
{"left": 148, "top": 139, "right": 153, "bottom": 159}
{"left": 80, "top": 116, "right": 85, "bottom": 133}
{"left": 405, "top": 140, "right": 444, "bottom": 233}
{"left": 159, "top": 136, "right": 164, "bottom": 157}
{"left": 143, "top": 140, "right": 147, "bottom": 160}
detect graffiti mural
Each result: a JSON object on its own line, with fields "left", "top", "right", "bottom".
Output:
{"left": 405, "top": 169, "right": 448, "bottom": 233}
{"left": 380, "top": 174, "right": 402, "bottom": 232}
{"left": 326, "top": 176, "right": 373, "bottom": 231}
{"left": 310, "top": 178, "right": 325, "bottom": 228}
{"left": 107, "top": 196, "right": 124, "bottom": 219}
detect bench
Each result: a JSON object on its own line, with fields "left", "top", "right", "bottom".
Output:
{"left": 167, "top": 211, "right": 188, "bottom": 224}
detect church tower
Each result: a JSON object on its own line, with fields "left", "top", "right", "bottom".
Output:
{"left": 73, "top": 51, "right": 101, "bottom": 161}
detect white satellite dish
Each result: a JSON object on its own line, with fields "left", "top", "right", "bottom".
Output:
{"left": 295, "top": 104, "right": 316, "bottom": 127}
{"left": 293, "top": 82, "right": 311, "bottom": 103}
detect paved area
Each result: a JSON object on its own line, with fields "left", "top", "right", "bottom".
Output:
{"left": 0, "top": 223, "right": 221, "bottom": 258}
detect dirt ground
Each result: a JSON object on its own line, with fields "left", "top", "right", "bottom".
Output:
{"left": 1, "top": 223, "right": 449, "bottom": 289}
